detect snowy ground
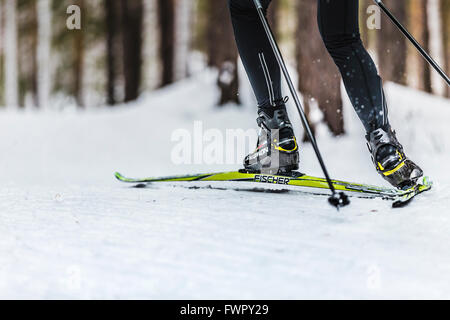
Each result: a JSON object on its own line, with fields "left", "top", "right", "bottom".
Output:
{"left": 1, "top": 71, "right": 450, "bottom": 299}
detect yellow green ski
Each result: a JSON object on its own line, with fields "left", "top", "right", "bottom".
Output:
{"left": 114, "top": 171, "right": 432, "bottom": 208}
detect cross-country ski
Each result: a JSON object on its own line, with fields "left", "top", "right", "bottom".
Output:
{"left": 115, "top": 171, "right": 432, "bottom": 208}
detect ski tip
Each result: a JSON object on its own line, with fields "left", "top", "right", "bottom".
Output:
{"left": 392, "top": 177, "right": 433, "bottom": 208}
{"left": 115, "top": 172, "right": 139, "bottom": 183}
{"left": 422, "top": 176, "right": 433, "bottom": 187}
{"left": 114, "top": 172, "right": 125, "bottom": 181}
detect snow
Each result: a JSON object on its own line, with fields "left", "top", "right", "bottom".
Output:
{"left": 1, "top": 70, "right": 450, "bottom": 299}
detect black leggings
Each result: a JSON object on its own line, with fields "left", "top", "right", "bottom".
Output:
{"left": 228, "top": 0, "right": 388, "bottom": 133}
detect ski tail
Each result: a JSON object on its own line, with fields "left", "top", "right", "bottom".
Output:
{"left": 392, "top": 176, "right": 433, "bottom": 208}
{"left": 115, "top": 172, "right": 215, "bottom": 183}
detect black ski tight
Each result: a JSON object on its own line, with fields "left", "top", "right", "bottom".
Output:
{"left": 228, "top": 0, "right": 388, "bottom": 133}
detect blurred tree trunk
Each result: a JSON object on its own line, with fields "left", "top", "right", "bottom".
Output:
{"left": 421, "top": 0, "right": 433, "bottom": 93}
{"left": 121, "top": 0, "right": 144, "bottom": 102}
{"left": 158, "top": 0, "right": 175, "bottom": 87}
{"left": 143, "top": 0, "right": 160, "bottom": 90}
{"left": 377, "top": 0, "right": 407, "bottom": 85}
{"left": 206, "top": 0, "right": 240, "bottom": 106}
{"left": 443, "top": 0, "right": 450, "bottom": 97}
{"left": 17, "top": 0, "right": 38, "bottom": 108}
{"left": 426, "top": 0, "right": 446, "bottom": 96}
{"left": 359, "top": 0, "right": 377, "bottom": 49}
{"left": 174, "top": 0, "right": 193, "bottom": 81}
{"left": 74, "top": 28, "right": 84, "bottom": 107}
{"left": 73, "top": 0, "right": 85, "bottom": 107}
{"left": 296, "top": 0, "right": 344, "bottom": 138}
{"left": 4, "top": 0, "right": 18, "bottom": 108}
{"left": 37, "top": 0, "right": 52, "bottom": 109}
{"left": 105, "top": 0, "right": 118, "bottom": 105}
{"left": 359, "top": 0, "right": 369, "bottom": 44}
{"left": 408, "top": 0, "right": 423, "bottom": 90}
{"left": 0, "top": 2, "right": 2, "bottom": 105}
{"left": 268, "top": 0, "right": 279, "bottom": 38}
{"left": 407, "top": 0, "right": 432, "bottom": 93}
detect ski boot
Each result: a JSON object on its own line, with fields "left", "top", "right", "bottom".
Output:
{"left": 367, "top": 126, "right": 423, "bottom": 190}
{"left": 244, "top": 104, "right": 299, "bottom": 175}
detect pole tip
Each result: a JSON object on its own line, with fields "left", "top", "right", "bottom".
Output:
{"left": 328, "top": 192, "right": 350, "bottom": 209}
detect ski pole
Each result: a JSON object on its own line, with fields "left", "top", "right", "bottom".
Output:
{"left": 373, "top": 0, "right": 450, "bottom": 86}
{"left": 252, "top": 0, "right": 349, "bottom": 209}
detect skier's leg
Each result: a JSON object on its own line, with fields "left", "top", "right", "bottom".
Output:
{"left": 228, "top": 0, "right": 282, "bottom": 109}
{"left": 317, "top": 0, "right": 386, "bottom": 133}
{"left": 317, "top": 0, "right": 422, "bottom": 188}
{"left": 228, "top": 0, "right": 299, "bottom": 173}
